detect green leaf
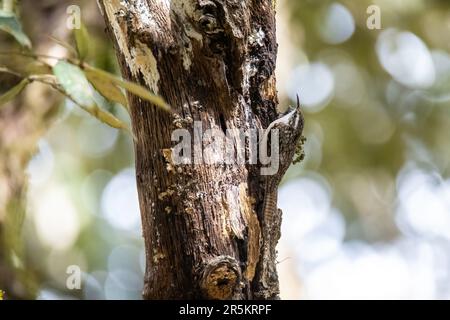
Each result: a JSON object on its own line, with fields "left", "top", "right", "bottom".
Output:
{"left": 85, "top": 69, "right": 129, "bottom": 111}
{"left": 88, "top": 106, "right": 129, "bottom": 130}
{"left": 0, "top": 78, "right": 29, "bottom": 108}
{"left": 23, "top": 60, "right": 53, "bottom": 75}
{"left": 0, "top": 11, "right": 32, "bottom": 49}
{"left": 53, "top": 60, "right": 93, "bottom": 106}
{"left": 84, "top": 65, "right": 171, "bottom": 112}
{"left": 52, "top": 61, "right": 130, "bottom": 131}
{"left": 119, "top": 79, "right": 171, "bottom": 112}
{"left": 0, "top": 54, "right": 52, "bottom": 75}
{"left": 74, "top": 23, "right": 89, "bottom": 61}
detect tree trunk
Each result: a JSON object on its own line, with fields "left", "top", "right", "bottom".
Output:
{"left": 99, "top": 0, "right": 282, "bottom": 299}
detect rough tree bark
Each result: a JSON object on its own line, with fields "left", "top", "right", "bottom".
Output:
{"left": 98, "top": 0, "right": 284, "bottom": 299}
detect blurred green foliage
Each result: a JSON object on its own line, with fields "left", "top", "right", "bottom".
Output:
{"left": 1, "top": 0, "right": 449, "bottom": 299}
{"left": 284, "top": 0, "right": 450, "bottom": 242}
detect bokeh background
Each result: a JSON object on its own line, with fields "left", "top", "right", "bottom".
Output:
{"left": 2, "top": 0, "right": 450, "bottom": 299}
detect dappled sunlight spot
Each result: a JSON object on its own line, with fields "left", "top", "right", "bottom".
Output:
{"left": 49, "top": 97, "right": 73, "bottom": 126}
{"left": 423, "top": 50, "right": 450, "bottom": 103}
{"left": 293, "top": 209, "right": 345, "bottom": 265}
{"left": 385, "top": 80, "right": 404, "bottom": 107}
{"left": 279, "top": 175, "right": 333, "bottom": 245}
{"left": 76, "top": 118, "right": 119, "bottom": 158}
{"left": 431, "top": 51, "right": 450, "bottom": 81}
{"left": 385, "top": 80, "right": 423, "bottom": 116}
{"left": 80, "top": 169, "right": 113, "bottom": 215}
{"left": 287, "top": 63, "right": 334, "bottom": 112}
{"left": 376, "top": 28, "right": 435, "bottom": 89}
{"left": 396, "top": 166, "right": 450, "bottom": 240}
{"left": 277, "top": 168, "right": 444, "bottom": 299}
{"left": 395, "top": 240, "right": 443, "bottom": 298}
{"left": 64, "top": 96, "right": 87, "bottom": 118}
{"left": 104, "top": 270, "right": 143, "bottom": 300}
{"left": 83, "top": 272, "right": 106, "bottom": 300}
{"left": 318, "top": 3, "right": 355, "bottom": 45}
{"left": 44, "top": 44, "right": 68, "bottom": 67}
{"left": 396, "top": 164, "right": 436, "bottom": 198}
{"left": 108, "top": 245, "right": 143, "bottom": 275}
{"left": 32, "top": 186, "right": 81, "bottom": 251}
{"left": 277, "top": 244, "right": 303, "bottom": 300}
{"left": 101, "top": 168, "right": 141, "bottom": 232}
{"left": 37, "top": 288, "right": 76, "bottom": 300}
{"left": 5, "top": 0, "right": 450, "bottom": 301}
{"left": 397, "top": 140, "right": 433, "bottom": 168}
{"left": 302, "top": 241, "right": 436, "bottom": 299}
{"left": 27, "top": 139, "right": 54, "bottom": 186}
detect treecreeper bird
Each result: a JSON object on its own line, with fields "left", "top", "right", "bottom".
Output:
{"left": 256, "top": 95, "right": 305, "bottom": 299}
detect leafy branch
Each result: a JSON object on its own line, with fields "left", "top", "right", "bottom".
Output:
{"left": 0, "top": 9, "right": 171, "bottom": 136}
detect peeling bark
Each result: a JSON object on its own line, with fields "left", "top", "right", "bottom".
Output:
{"left": 99, "top": 0, "right": 281, "bottom": 299}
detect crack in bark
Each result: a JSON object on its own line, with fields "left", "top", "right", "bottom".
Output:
{"left": 99, "top": 0, "right": 280, "bottom": 299}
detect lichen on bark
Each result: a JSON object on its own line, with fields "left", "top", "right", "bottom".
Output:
{"left": 98, "top": 0, "right": 281, "bottom": 299}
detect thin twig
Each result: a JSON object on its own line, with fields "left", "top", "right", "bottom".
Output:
{"left": 0, "top": 51, "right": 64, "bottom": 62}
{"left": 0, "top": 66, "right": 23, "bottom": 77}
